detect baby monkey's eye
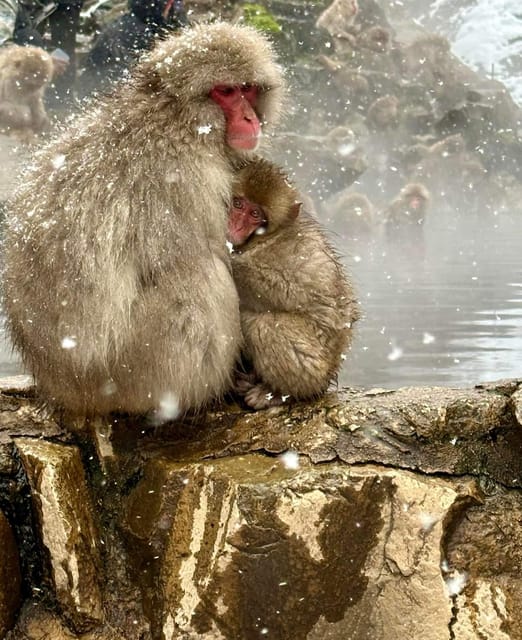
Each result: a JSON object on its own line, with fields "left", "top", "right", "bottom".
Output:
{"left": 250, "top": 208, "right": 262, "bottom": 219}
{"left": 233, "top": 197, "right": 244, "bottom": 209}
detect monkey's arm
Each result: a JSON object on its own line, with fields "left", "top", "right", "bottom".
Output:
{"left": 0, "top": 101, "right": 32, "bottom": 129}
{"left": 27, "top": 92, "right": 49, "bottom": 131}
{"left": 240, "top": 309, "right": 345, "bottom": 409}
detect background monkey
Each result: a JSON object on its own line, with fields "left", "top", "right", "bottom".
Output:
{"left": 0, "top": 45, "right": 53, "bottom": 140}
{"left": 366, "top": 94, "right": 400, "bottom": 130}
{"left": 2, "top": 23, "right": 285, "bottom": 419}
{"left": 382, "top": 182, "right": 431, "bottom": 239}
{"left": 357, "top": 25, "right": 391, "bottom": 53}
{"left": 228, "top": 159, "right": 359, "bottom": 410}
{"left": 316, "top": 0, "right": 359, "bottom": 40}
{"left": 330, "top": 191, "right": 375, "bottom": 238}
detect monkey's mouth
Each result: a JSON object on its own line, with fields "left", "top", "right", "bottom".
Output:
{"left": 25, "top": 78, "right": 45, "bottom": 88}
{"left": 228, "top": 130, "right": 262, "bottom": 151}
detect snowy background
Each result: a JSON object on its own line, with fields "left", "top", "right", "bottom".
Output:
{"left": 402, "top": 0, "right": 522, "bottom": 105}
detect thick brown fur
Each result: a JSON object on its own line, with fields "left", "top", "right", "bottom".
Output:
{"left": 2, "top": 23, "right": 285, "bottom": 418}
{"left": 366, "top": 94, "right": 399, "bottom": 129}
{"left": 231, "top": 159, "right": 359, "bottom": 409}
{"left": 401, "top": 143, "right": 430, "bottom": 172}
{"left": 316, "top": 0, "right": 358, "bottom": 39}
{"left": 325, "top": 125, "right": 357, "bottom": 152}
{"left": 335, "top": 69, "right": 369, "bottom": 98}
{"left": 0, "top": 45, "right": 53, "bottom": 140}
{"left": 318, "top": 57, "right": 369, "bottom": 98}
{"left": 383, "top": 182, "right": 431, "bottom": 235}
{"left": 401, "top": 34, "right": 453, "bottom": 87}
{"left": 333, "top": 191, "right": 374, "bottom": 236}
{"left": 357, "top": 26, "right": 391, "bottom": 53}
{"left": 428, "top": 133, "right": 466, "bottom": 157}
{"left": 409, "top": 34, "right": 451, "bottom": 54}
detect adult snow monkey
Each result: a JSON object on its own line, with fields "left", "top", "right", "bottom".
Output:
{"left": 2, "top": 22, "right": 285, "bottom": 419}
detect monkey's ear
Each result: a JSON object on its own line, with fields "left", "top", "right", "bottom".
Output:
{"left": 290, "top": 202, "right": 302, "bottom": 219}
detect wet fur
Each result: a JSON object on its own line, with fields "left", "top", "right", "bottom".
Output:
{"left": 2, "top": 23, "right": 285, "bottom": 417}
{"left": 231, "top": 159, "right": 359, "bottom": 408}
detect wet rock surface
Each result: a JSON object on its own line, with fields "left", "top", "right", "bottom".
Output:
{"left": 0, "top": 510, "right": 21, "bottom": 638}
{"left": 15, "top": 439, "right": 103, "bottom": 632}
{"left": 0, "top": 377, "right": 522, "bottom": 639}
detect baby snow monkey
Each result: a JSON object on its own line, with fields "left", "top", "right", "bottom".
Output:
{"left": 228, "top": 158, "right": 359, "bottom": 410}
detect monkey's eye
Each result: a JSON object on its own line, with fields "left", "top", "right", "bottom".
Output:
{"left": 233, "top": 197, "right": 244, "bottom": 209}
{"left": 214, "top": 85, "right": 236, "bottom": 96}
{"left": 250, "top": 208, "right": 262, "bottom": 220}
{"left": 241, "top": 84, "right": 259, "bottom": 100}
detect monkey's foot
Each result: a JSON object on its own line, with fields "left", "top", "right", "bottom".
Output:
{"left": 244, "top": 383, "right": 287, "bottom": 410}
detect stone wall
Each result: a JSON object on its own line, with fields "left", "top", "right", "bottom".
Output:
{"left": 1, "top": 376, "right": 522, "bottom": 639}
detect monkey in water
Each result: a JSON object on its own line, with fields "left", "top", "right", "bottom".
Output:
{"left": 357, "top": 26, "right": 391, "bottom": 53}
{"left": 331, "top": 191, "right": 375, "bottom": 239}
{"left": 228, "top": 159, "right": 359, "bottom": 410}
{"left": 366, "top": 94, "right": 400, "bottom": 130}
{"left": 0, "top": 45, "right": 53, "bottom": 141}
{"left": 316, "top": 0, "right": 359, "bottom": 41}
{"left": 2, "top": 23, "right": 285, "bottom": 419}
{"left": 382, "top": 182, "right": 431, "bottom": 240}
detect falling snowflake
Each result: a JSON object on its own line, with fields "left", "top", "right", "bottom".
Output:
{"left": 279, "top": 450, "right": 299, "bottom": 470}
{"left": 419, "top": 512, "right": 438, "bottom": 533}
{"left": 52, "top": 154, "right": 66, "bottom": 169}
{"left": 102, "top": 380, "right": 117, "bottom": 396}
{"left": 337, "top": 142, "right": 356, "bottom": 156}
{"left": 445, "top": 570, "right": 468, "bottom": 597}
{"left": 387, "top": 342, "right": 403, "bottom": 361}
{"left": 157, "top": 391, "right": 180, "bottom": 422}
{"left": 61, "top": 336, "right": 77, "bottom": 349}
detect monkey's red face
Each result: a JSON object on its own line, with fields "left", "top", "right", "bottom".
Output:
{"left": 209, "top": 84, "right": 261, "bottom": 150}
{"left": 410, "top": 196, "right": 422, "bottom": 210}
{"left": 227, "top": 196, "right": 267, "bottom": 246}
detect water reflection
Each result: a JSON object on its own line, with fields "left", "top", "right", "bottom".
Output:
{"left": 339, "top": 208, "right": 522, "bottom": 388}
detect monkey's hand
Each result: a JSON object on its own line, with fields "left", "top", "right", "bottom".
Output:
{"left": 232, "top": 370, "right": 258, "bottom": 394}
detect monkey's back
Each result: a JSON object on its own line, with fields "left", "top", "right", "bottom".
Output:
{"left": 2, "top": 93, "right": 241, "bottom": 416}
{"left": 237, "top": 213, "right": 356, "bottom": 314}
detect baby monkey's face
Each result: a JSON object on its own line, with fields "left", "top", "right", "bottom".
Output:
{"left": 227, "top": 195, "right": 267, "bottom": 247}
